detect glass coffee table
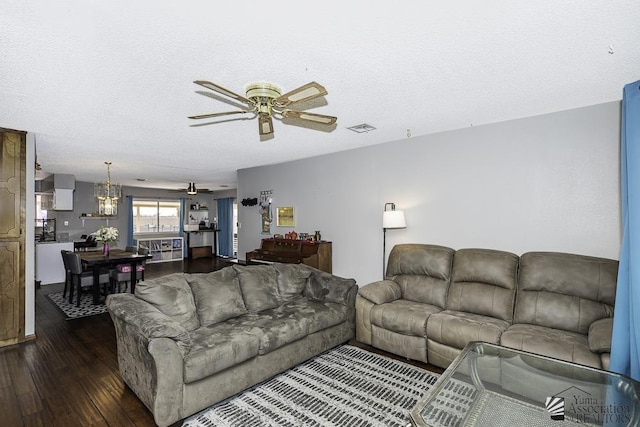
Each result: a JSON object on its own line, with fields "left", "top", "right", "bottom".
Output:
{"left": 410, "top": 342, "right": 640, "bottom": 426}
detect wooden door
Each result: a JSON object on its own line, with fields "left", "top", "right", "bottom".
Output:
{"left": 0, "top": 129, "right": 26, "bottom": 347}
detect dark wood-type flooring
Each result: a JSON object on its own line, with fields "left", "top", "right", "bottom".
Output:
{"left": 0, "top": 257, "right": 443, "bottom": 426}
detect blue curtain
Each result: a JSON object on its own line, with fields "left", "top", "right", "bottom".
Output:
{"left": 179, "top": 198, "right": 185, "bottom": 257}
{"left": 610, "top": 80, "right": 640, "bottom": 382}
{"left": 126, "top": 195, "right": 134, "bottom": 247}
{"left": 217, "top": 197, "right": 234, "bottom": 257}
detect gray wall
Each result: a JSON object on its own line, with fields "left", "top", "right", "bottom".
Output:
{"left": 51, "top": 184, "right": 236, "bottom": 248}
{"left": 237, "top": 102, "right": 622, "bottom": 286}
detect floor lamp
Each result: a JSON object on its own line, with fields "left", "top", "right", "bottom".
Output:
{"left": 383, "top": 202, "right": 407, "bottom": 278}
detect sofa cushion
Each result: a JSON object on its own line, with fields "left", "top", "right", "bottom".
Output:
{"left": 303, "top": 270, "right": 356, "bottom": 305}
{"left": 515, "top": 252, "right": 617, "bottom": 334}
{"left": 251, "top": 306, "right": 311, "bottom": 355}
{"left": 279, "top": 298, "right": 348, "bottom": 334}
{"left": 233, "top": 264, "right": 280, "bottom": 312}
{"left": 386, "top": 244, "right": 454, "bottom": 307}
{"left": 274, "top": 263, "right": 312, "bottom": 301}
{"left": 500, "top": 323, "right": 602, "bottom": 368}
{"left": 134, "top": 273, "right": 200, "bottom": 331}
{"left": 370, "top": 299, "right": 442, "bottom": 337}
{"left": 183, "top": 322, "right": 261, "bottom": 383}
{"left": 447, "top": 248, "right": 518, "bottom": 321}
{"left": 186, "top": 268, "right": 247, "bottom": 326}
{"left": 426, "top": 310, "right": 510, "bottom": 349}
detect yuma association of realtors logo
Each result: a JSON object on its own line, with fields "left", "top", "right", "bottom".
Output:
{"left": 545, "top": 386, "right": 633, "bottom": 424}
{"left": 545, "top": 396, "right": 565, "bottom": 420}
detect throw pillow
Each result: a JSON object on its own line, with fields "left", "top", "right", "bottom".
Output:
{"left": 274, "top": 263, "right": 312, "bottom": 301}
{"left": 303, "top": 270, "right": 356, "bottom": 305}
{"left": 233, "top": 264, "right": 279, "bottom": 312}
{"left": 186, "top": 268, "right": 247, "bottom": 326}
{"left": 134, "top": 272, "right": 200, "bottom": 331}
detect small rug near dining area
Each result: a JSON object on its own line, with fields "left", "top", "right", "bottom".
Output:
{"left": 46, "top": 291, "right": 108, "bottom": 320}
{"left": 182, "top": 344, "right": 439, "bottom": 427}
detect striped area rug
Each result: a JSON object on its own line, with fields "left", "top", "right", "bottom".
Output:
{"left": 183, "top": 345, "right": 439, "bottom": 427}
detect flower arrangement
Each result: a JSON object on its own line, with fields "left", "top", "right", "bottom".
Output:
{"left": 92, "top": 226, "right": 119, "bottom": 243}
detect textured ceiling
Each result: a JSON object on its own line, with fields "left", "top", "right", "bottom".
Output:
{"left": 1, "top": 1, "right": 639, "bottom": 190}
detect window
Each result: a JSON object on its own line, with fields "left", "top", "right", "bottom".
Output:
{"left": 132, "top": 199, "right": 181, "bottom": 234}
{"left": 35, "top": 194, "right": 49, "bottom": 219}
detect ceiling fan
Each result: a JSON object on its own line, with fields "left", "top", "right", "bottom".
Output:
{"left": 188, "top": 80, "right": 337, "bottom": 136}
{"left": 170, "top": 183, "right": 212, "bottom": 195}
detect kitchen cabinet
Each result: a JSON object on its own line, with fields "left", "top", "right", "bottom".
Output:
{"left": 53, "top": 188, "right": 74, "bottom": 210}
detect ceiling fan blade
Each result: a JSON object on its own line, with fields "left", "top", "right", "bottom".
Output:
{"left": 258, "top": 114, "right": 274, "bottom": 136}
{"left": 275, "top": 82, "right": 328, "bottom": 107}
{"left": 188, "top": 110, "right": 252, "bottom": 120}
{"left": 193, "top": 80, "right": 252, "bottom": 105}
{"left": 282, "top": 110, "right": 337, "bottom": 125}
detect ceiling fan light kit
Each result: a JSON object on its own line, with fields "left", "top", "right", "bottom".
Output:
{"left": 189, "top": 80, "right": 337, "bottom": 137}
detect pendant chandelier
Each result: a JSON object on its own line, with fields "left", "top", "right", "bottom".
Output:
{"left": 94, "top": 161, "right": 121, "bottom": 216}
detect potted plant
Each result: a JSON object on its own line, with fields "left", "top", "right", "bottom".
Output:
{"left": 92, "top": 226, "right": 119, "bottom": 255}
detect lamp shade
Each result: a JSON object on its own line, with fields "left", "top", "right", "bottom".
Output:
{"left": 383, "top": 210, "right": 406, "bottom": 229}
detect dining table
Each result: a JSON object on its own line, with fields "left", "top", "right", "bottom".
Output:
{"left": 78, "top": 249, "right": 152, "bottom": 304}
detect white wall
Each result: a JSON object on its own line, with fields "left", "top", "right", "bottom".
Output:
{"left": 25, "top": 133, "right": 35, "bottom": 337}
{"left": 237, "top": 102, "right": 622, "bottom": 286}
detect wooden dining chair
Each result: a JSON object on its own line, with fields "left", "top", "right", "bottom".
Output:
{"left": 60, "top": 249, "right": 73, "bottom": 298}
{"left": 66, "top": 251, "right": 110, "bottom": 306}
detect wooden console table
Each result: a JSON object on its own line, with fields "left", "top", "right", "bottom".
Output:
{"left": 246, "top": 238, "right": 332, "bottom": 273}
{"left": 184, "top": 229, "right": 219, "bottom": 259}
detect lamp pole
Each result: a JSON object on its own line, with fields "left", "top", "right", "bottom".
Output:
{"left": 382, "top": 202, "right": 407, "bottom": 278}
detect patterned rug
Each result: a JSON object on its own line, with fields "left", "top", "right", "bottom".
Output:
{"left": 46, "top": 291, "right": 108, "bottom": 320}
{"left": 182, "top": 345, "right": 439, "bottom": 427}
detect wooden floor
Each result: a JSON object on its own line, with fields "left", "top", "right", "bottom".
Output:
{"left": 0, "top": 257, "right": 442, "bottom": 426}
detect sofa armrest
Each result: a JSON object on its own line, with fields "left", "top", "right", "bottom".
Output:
{"left": 357, "top": 280, "right": 402, "bottom": 305}
{"left": 588, "top": 317, "right": 613, "bottom": 353}
{"left": 106, "top": 293, "right": 188, "bottom": 426}
{"left": 303, "top": 270, "right": 357, "bottom": 305}
{"left": 106, "top": 293, "right": 192, "bottom": 355}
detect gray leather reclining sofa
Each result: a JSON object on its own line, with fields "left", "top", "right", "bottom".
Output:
{"left": 356, "top": 244, "right": 618, "bottom": 370}
{"left": 106, "top": 263, "right": 357, "bottom": 427}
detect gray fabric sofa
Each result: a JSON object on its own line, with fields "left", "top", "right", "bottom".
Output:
{"left": 356, "top": 243, "right": 618, "bottom": 370}
{"left": 106, "top": 263, "right": 357, "bottom": 427}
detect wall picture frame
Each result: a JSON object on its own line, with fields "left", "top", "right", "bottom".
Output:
{"left": 276, "top": 206, "right": 295, "bottom": 227}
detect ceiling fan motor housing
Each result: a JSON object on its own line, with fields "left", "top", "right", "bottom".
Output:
{"left": 246, "top": 83, "right": 282, "bottom": 100}
{"left": 246, "top": 83, "right": 282, "bottom": 115}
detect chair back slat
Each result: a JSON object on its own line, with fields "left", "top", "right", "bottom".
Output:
{"left": 66, "top": 252, "right": 84, "bottom": 275}
{"left": 61, "top": 250, "right": 72, "bottom": 270}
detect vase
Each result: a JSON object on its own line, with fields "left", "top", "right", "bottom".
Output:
{"left": 103, "top": 243, "right": 110, "bottom": 256}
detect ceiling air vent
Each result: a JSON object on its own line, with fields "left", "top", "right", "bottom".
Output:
{"left": 347, "top": 123, "right": 376, "bottom": 133}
